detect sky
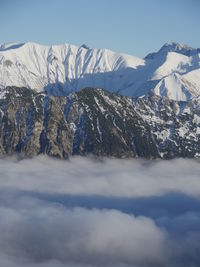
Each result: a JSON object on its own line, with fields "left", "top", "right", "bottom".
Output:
{"left": 0, "top": 0, "right": 199, "bottom": 57}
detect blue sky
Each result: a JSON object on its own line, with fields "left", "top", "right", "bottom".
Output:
{"left": 0, "top": 0, "right": 199, "bottom": 57}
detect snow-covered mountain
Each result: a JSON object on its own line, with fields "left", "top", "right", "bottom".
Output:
{"left": 0, "top": 41, "right": 199, "bottom": 101}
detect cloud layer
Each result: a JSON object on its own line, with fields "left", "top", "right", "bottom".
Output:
{"left": 0, "top": 156, "right": 200, "bottom": 267}
{"left": 0, "top": 201, "right": 167, "bottom": 267}
{"left": 0, "top": 156, "right": 200, "bottom": 198}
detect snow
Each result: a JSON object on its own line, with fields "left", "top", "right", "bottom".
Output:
{"left": 196, "top": 127, "right": 200, "bottom": 134}
{"left": 152, "top": 52, "right": 192, "bottom": 80}
{"left": 145, "top": 42, "right": 198, "bottom": 59}
{"left": 183, "top": 69, "right": 200, "bottom": 94}
{"left": 193, "top": 114, "right": 200, "bottom": 125}
{"left": 178, "top": 127, "right": 188, "bottom": 138}
{"left": 0, "top": 41, "right": 200, "bottom": 101}
{"left": 69, "top": 122, "right": 76, "bottom": 133}
{"left": 96, "top": 118, "right": 102, "bottom": 142}
{"left": 94, "top": 96, "right": 106, "bottom": 113}
{"left": 156, "top": 129, "right": 170, "bottom": 141}
{"left": 113, "top": 118, "right": 122, "bottom": 132}
{"left": 0, "top": 88, "right": 7, "bottom": 99}
{"left": 0, "top": 42, "right": 144, "bottom": 95}
{"left": 153, "top": 73, "right": 193, "bottom": 101}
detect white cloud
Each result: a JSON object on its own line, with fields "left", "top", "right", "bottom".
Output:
{"left": 0, "top": 156, "right": 199, "bottom": 198}
{"left": 0, "top": 156, "right": 200, "bottom": 266}
{"left": 0, "top": 198, "right": 168, "bottom": 267}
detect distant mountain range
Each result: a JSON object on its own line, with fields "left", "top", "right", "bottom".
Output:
{"left": 0, "top": 42, "right": 200, "bottom": 159}
{"left": 0, "top": 41, "right": 200, "bottom": 101}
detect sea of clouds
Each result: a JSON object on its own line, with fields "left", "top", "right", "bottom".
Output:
{"left": 0, "top": 156, "right": 200, "bottom": 267}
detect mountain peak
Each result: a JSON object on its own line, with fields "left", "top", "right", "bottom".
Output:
{"left": 0, "top": 41, "right": 200, "bottom": 102}
{"left": 145, "top": 42, "right": 199, "bottom": 59}
{"left": 159, "top": 42, "right": 194, "bottom": 53}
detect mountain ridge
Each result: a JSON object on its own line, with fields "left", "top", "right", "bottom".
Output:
{"left": 0, "top": 41, "right": 199, "bottom": 101}
{"left": 0, "top": 41, "right": 200, "bottom": 159}
{"left": 0, "top": 85, "right": 200, "bottom": 159}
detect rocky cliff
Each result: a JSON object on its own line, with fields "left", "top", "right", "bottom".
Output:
{"left": 0, "top": 86, "right": 200, "bottom": 159}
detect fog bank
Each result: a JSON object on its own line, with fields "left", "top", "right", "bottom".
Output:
{"left": 0, "top": 156, "right": 200, "bottom": 198}
{"left": 0, "top": 156, "right": 200, "bottom": 267}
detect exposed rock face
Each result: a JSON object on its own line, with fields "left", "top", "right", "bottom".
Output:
{"left": 0, "top": 86, "right": 200, "bottom": 159}
{"left": 134, "top": 94, "right": 200, "bottom": 158}
{"left": 0, "top": 87, "right": 72, "bottom": 158}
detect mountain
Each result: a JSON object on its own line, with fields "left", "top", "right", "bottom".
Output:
{"left": 145, "top": 42, "right": 200, "bottom": 58}
{"left": 0, "top": 42, "right": 200, "bottom": 101}
{"left": 0, "top": 86, "right": 200, "bottom": 159}
{"left": 0, "top": 42, "right": 200, "bottom": 159}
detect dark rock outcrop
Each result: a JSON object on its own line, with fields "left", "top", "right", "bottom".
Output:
{"left": 0, "top": 86, "right": 199, "bottom": 159}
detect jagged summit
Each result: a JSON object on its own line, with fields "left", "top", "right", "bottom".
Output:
{"left": 0, "top": 42, "right": 199, "bottom": 160}
{"left": 0, "top": 41, "right": 199, "bottom": 101}
{"left": 145, "top": 42, "right": 200, "bottom": 59}
{"left": 160, "top": 42, "right": 194, "bottom": 52}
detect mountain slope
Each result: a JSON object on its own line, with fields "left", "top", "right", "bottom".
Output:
{"left": 0, "top": 86, "right": 200, "bottom": 159}
{"left": 0, "top": 42, "right": 144, "bottom": 95}
{"left": 0, "top": 42, "right": 200, "bottom": 101}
